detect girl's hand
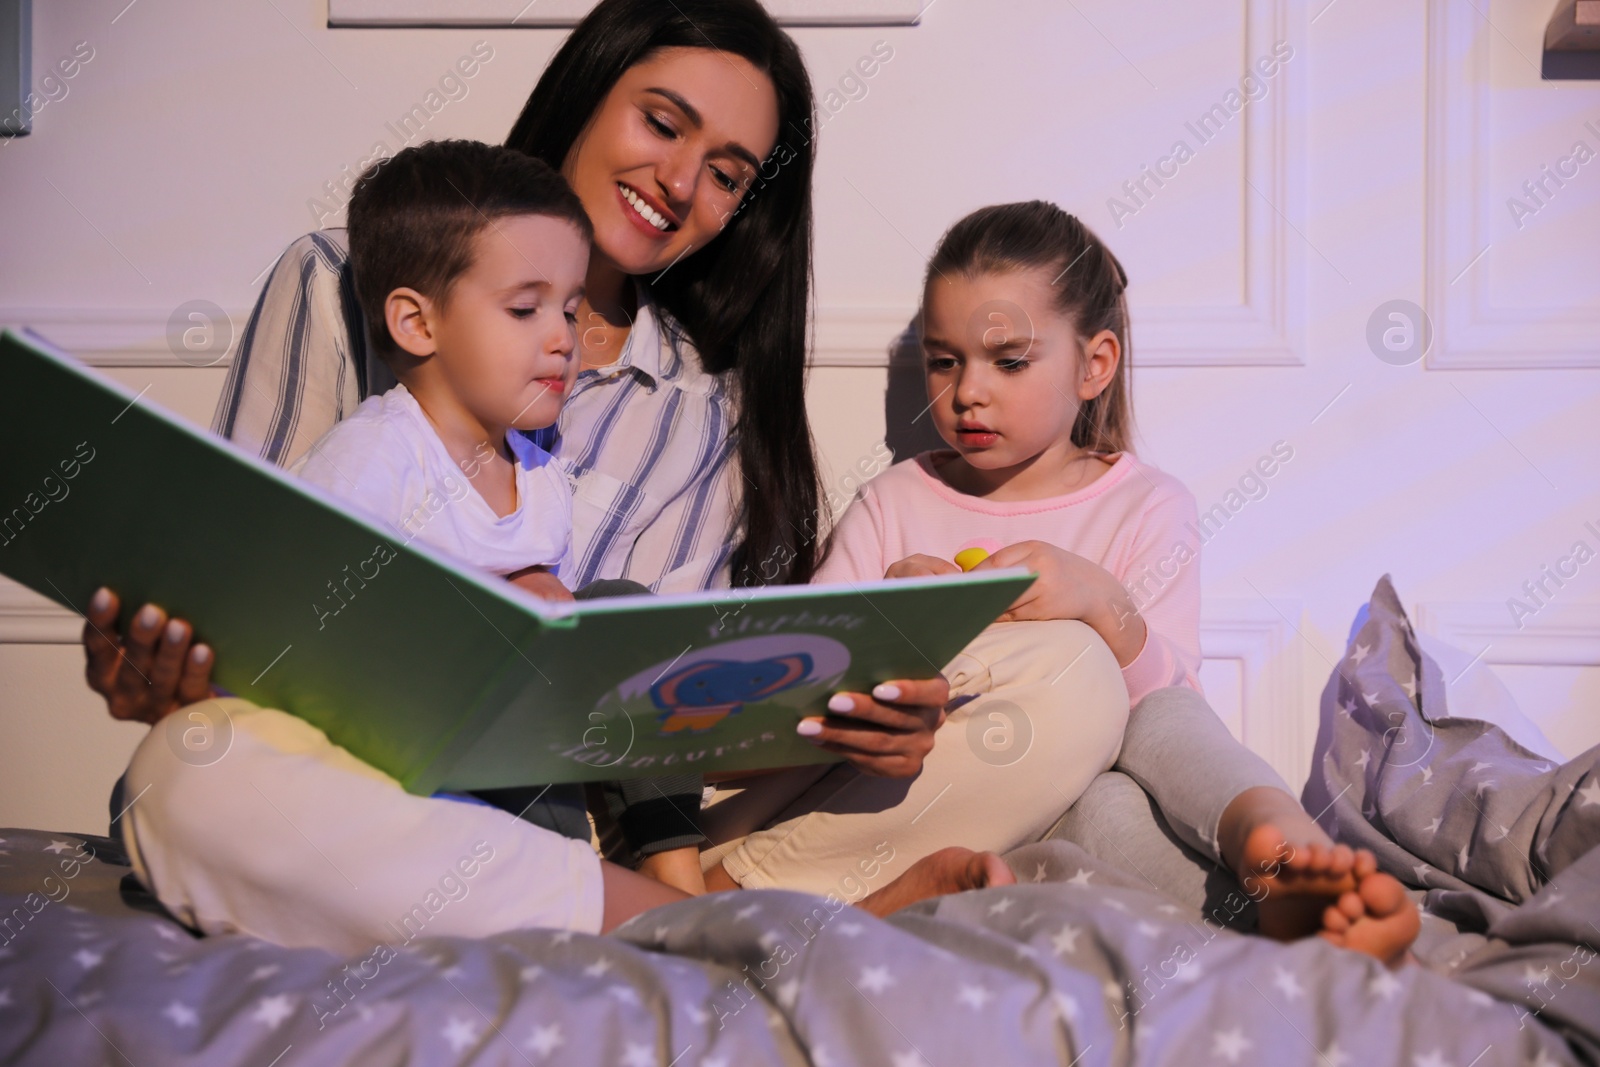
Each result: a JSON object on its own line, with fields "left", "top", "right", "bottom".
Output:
{"left": 884, "top": 554, "right": 961, "bottom": 580}
{"left": 83, "top": 588, "right": 215, "bottom": 725}
{"left": 973, "top": 541, "right": 1147, "bottom": 666}
{"left": 796, "top": 677, "right": 950, "bottom": 778}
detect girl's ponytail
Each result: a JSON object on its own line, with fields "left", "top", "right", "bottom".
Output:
{"left": 925, "top": 201, "right": 1134, "bottom": 455}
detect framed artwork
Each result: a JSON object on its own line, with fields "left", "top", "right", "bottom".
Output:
{"left": 328, "top": 0, "right": 924, "bottom": 27}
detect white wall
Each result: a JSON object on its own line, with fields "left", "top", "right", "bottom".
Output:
{"left": 2, "top": 0, "right": 1597, "bottom": 832}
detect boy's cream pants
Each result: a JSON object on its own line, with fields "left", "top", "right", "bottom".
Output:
{"left": 119, "top": 619, "right": 1125, "bottom": 948}
{"left": 121, "top": 701, "right": 605, "bottom": 955}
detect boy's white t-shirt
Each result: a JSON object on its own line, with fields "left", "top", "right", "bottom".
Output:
{"left": 289, "top": 383, "right": 573, "bottom": 579}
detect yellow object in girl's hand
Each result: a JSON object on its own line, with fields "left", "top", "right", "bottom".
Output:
{"left": 954, "top": 547, "right": 990, "bottom": 572}
{"left": 954, "top": 538, "right": 1002, "bottom": 571}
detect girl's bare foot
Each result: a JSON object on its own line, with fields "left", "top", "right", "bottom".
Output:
{"left": 1218, "top": 786, "right": 1365, "bottom": 941}
{"left": 858, "top": 847, "right": 1016, "bottom": 918}
{"left": 1319, "top": 853, "right": 1421, "bottom": 966}
{"left": 1239, "top": 823, "right": 1362, "bottom": 941}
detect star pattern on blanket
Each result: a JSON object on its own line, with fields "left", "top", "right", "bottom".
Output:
{"left": 252, "top": 993, "right": 294, "bottom": 1030}
{"left": 856, "top": 965, "right": 895, "bottom": 995}
{"left": 1211, "top": 1026, "right": 1253, "bottom": 1063}
{"left": 1271, "top": 966, "right": 1304, "bottom": 1001}
{"left": 162, "top": 1001, "right": 197, "bottom": 1028}
{"left": 1368, "top": 970, "right": 1402, "bottom": 1001}
{"left": 524, "top": 1022, "right": 563, "bottom": 1056}
{"left": 1051, "top": 924, "right": 1082, "bottom": 956}
{"left": 442, "top": 1016, "right": 479, "bottom": 1052}
{"left": 1578, "top": 779, "right": 1600, "bottom": 808}
{"left": 956, "top": 983, "right": 992, "bottom": 1010}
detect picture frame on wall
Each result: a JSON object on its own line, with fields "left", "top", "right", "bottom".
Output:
{"left": 327, "top": 0, "right": 924, "bottom": 28}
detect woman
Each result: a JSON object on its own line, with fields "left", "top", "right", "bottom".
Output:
{"left": 82, "top": 0, "right": 1028, "bottom": 951}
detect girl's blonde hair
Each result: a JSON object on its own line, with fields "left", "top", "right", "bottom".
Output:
{"left": 924, "top": 201, "right": 1134, "bottom": 455}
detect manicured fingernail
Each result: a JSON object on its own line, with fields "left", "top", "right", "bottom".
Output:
{"left": 165, "top": 620, "right": 185, "bottom": 644}
{"left": 796, "top": 719, "right": 824, "bottom": 737}
{"left": 872, "top": 683, "right": 902, "bottom": 702}
{"left": 191, "top": 645, "right": 211, "bottom": 664}
{"left": 137, "top": 605, "right": 160, "bottom": 628}
{"left": 827, "top": 693, "right": 854, "bottom": 714}
{"left": 90, "top": 589, "right": 111, "bottom": 612}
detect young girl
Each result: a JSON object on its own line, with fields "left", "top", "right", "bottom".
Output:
{"left": 704, "top": 202, "right": 1419, "bottom": 962}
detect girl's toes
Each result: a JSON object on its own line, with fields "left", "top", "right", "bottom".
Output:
{"left": 1322, "top": 905, "right": 1351, "bottom": 934}
{"left": 1358, "top": 872, "right": 1409, "bottom": 916}
{"left": 1337, "top": 891, "right": 1365, "bottom": 921}
{"left": 1353, "top": 849, "right": 1378, "bottom": 879}
{"left": 1329, "top": 843, "right": 1355, "bottom": 874}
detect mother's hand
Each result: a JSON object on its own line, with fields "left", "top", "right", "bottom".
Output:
{"left": 797, "top": 677, "right": 950, "bottom": 779}
{"left": 83, "top": 588, "right": 215, "bottom": 725}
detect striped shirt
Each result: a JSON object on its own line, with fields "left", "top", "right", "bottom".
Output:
{"left": 214, "top": 230, "right": 740, "bottom": 593}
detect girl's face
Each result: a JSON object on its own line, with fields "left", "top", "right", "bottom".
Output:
{"left": 920, "top": 267, "right": 1119, "bottom": 479}
{"left": 562, "top": 47, "right": 781, "bottom": 279}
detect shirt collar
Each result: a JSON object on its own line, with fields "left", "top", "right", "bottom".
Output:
{"left": 591, "top": 280, "right": 720, "bottom": 398}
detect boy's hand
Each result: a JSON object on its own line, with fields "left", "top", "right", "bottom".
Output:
{"left": 884, "top": 554, "right": 961, "bottom": 580}
{"left": 972, "top": 541, "right": 1147, "bottom": 666}
{"left": 508, "top": 567, "right": 575, "bottom": 602}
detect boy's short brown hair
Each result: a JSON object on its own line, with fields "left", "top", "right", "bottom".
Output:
{"left": 346, "top": 139, "right": 593, "bottom": 364}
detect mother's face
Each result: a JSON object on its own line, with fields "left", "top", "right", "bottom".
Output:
{"left": 562, "top": 46, "right": 781, "bottom": 279}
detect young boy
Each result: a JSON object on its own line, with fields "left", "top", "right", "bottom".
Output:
{"left": 292, "top": 139, "right": 706, "bottom": 893}
{"left": 291, "top": 139, "right": 583, "bottom": 604}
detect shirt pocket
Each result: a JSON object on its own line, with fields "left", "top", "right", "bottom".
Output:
{"left": 566, "top": 466, "right": 668, "bottom": 583}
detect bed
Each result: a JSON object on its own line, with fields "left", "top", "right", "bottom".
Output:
{"left": 2, "top": 578, "right": 1596, "bottom": 1066}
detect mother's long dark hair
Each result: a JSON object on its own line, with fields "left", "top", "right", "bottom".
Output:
{"left": 506, "top": 0, "right": 824, "bottom": 587}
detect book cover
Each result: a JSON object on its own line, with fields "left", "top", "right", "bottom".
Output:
{"left": 0, "top": 328, "right": 1034, "bottom": 793}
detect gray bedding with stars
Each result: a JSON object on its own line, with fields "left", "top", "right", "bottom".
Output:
{"left": 1, "top": 577, "right": 1596, "bottom": 1066}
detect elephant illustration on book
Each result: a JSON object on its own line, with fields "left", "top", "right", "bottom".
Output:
{"left": 651, "top": 652, "right": 816, "bottom": 734}
{"left": 607, "top": 633, "right": 853, "bottom": 737}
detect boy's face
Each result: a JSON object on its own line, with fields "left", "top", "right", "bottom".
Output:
{"left": 421, "top": 214, "right": 589, "bottom": 434}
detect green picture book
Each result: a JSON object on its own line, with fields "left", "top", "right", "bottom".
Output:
{"left": 0, "top": 328, "right": 1034, "bottom": 794}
